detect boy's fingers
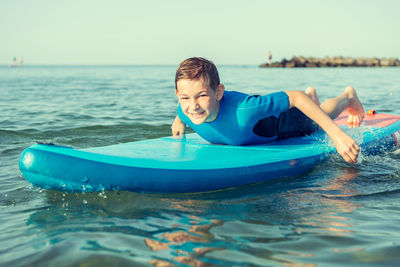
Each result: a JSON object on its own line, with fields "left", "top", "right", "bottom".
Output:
{"left": 335, "top": 133, "right": 359, "bottom": 164}
{"left": 173, "top": 130, "right": 185, "bottom": 137}
{"left": 354, "top": 143, "right": 360, "bottom": 152}
{"left": 349, "top": 142, "right": 360, "bottom": 152}
{"left": 342, "top": 153, "right": 353, "bottom": 163}
{"left": 348, "top": 148, "right": 359, "bottom": 163}
{"left": 340, "top": 144, "right": 359, "bottom": 164}
{"left": 349, "top": 152, "right": 357, "bottom": 163}
{"left": 343, "top": 152, "right": 356, "bottom": 164}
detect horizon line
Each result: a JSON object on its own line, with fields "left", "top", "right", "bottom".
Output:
{"left": 2, "top": 63, "right": 258, "bottom": 67}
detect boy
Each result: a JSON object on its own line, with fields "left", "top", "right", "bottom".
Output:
{"left": 171, "top": 57, "right": 364, "bottom": 164}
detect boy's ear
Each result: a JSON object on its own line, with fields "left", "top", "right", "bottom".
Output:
{"left": 175, "top": 89, "right": 179, "bottom": 97}
{"left": 217, "top": 84, "right": 225, "bottom": 101}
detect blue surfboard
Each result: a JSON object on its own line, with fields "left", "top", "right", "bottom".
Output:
{"left": 19, "top": 112, "right": 400, "bottom": 193}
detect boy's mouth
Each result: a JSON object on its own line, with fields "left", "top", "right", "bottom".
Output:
{"left": 189, "top": 111, "right": 205, "bottom": 117}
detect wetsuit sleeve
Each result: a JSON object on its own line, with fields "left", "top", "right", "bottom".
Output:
{"left": 236, "top": 91, "right": 290, "bottom": 125}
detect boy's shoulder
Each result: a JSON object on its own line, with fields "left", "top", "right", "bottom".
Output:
{"left": 223, "top": 90, "right": 247, "bottom": 96}
{"left": 223, "top": 90, "right": 288, "bottom": 105}
{"left": 222, "top": 90, "right": 248, "bottom": 101}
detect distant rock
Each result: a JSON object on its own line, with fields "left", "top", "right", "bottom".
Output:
{"left": 259, "top": 56, "right": 400, "bottom": 68}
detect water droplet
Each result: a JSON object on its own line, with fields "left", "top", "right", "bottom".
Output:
{"left": 98, "top": 191, "right": 107, "bottom": 199}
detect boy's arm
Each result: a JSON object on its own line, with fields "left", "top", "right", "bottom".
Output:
{"left": 171, "top": 115, "right": 186, "bottom": 136}
{"left": 285, "top": 91, "right": 360, "bottom": 164}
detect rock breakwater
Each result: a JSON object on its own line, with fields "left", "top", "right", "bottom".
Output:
{"left": 260, "top": 56, "right": 400, "bottom": 68}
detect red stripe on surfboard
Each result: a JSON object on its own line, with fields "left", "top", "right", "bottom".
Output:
{"left": 335, "top": 112, "right": 400, "bottom": 128}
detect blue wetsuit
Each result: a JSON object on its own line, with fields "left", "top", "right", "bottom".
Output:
{"left": 177, "top": 91, "right": 298, "bottom": 145}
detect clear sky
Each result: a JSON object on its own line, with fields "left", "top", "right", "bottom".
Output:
{"left": 1, "top": 0, "right": 399, "bottom": 65}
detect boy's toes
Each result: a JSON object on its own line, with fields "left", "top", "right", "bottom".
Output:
{"left": 359, "top": 114, "right": 364, "bottom": 123}
{"left": 347, "top": 114, "right": 363, "bottom": 127}
{"left": 354, "top": 116, "right": 361, "bottom": 126}
{"left": 347, "top": 115, "right": 354, "bottom": 123}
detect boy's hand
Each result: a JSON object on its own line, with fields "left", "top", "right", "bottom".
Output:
{"left": 171, "top": 116, "right": 186, "bottom": 136}
{"left": 332, "top": 131, "right": 360, "bottom": 163}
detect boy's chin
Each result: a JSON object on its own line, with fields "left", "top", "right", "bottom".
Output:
{"left": 188, "top": 116, "right": 207, "bottom": 125}
{"left": 190, "top": 119, "right": 206, "bottom": 125}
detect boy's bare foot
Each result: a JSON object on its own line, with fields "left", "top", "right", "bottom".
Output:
{"left": 345, "top": 86, "right": 365, "bottom": 126}
{"left": 305, "top": 87, "right": 320, "bottom": 106}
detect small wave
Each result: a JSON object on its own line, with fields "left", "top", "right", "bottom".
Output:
{"left": 390, "top": 149, "right": 400, "bottom": 159}
{"left": 327, "top": 188, "right": 400, "bottom": 201}
{"left": 2, "top": 123, "right": 172, "bottom": 150}
{"left": 0, "top": 128, "right": 37, "bottom": 137}
{"left": 53, "top": 123, "right": 171, "bottom": 138}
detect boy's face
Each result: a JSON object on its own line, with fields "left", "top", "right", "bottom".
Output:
{"left": 176, "top": 78, "right": 224, "bottom": 125}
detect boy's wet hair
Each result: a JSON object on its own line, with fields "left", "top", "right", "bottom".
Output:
{"left": 175, "top": 57, "right": 220, "bottom": 91}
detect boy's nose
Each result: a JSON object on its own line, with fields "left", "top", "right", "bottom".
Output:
{"left": 189, "top": 99, "right": 199, "bottom": 110}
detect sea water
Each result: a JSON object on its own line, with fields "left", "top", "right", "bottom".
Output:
{"left": 1, "top": 65, "right": 400, "bottom": 266}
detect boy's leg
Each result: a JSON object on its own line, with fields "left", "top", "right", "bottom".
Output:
{"left": 278, "top": 86, "right": 364, "bottom": 139}
{"left": 305, "top": 87, "right": 320, "bottom": 106}
{"left": 277, "top": 87, "right": 322, "bottom": 139}
{"left": 319, "top": 86, "right": 364, "bottom": 124}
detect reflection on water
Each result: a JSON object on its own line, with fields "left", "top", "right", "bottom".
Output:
{"left": 288, "top": 167, "right": 361, "bottom": 238}
{"left": 145, "top": 216, "right": 223, "bottom": 266}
